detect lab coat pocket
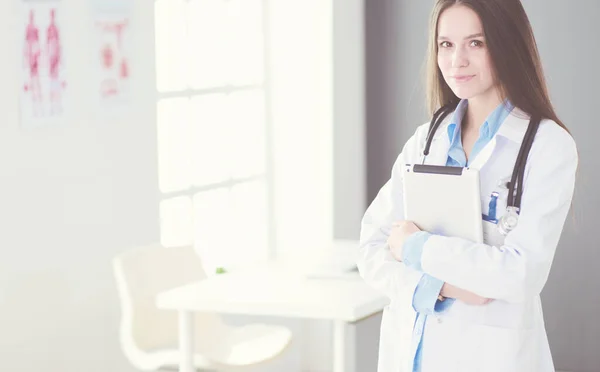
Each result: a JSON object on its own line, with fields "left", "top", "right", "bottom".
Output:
{"left": 475, "top": 325, "right": 535, "bottom": 372}
{"left": 482, "top": 219, "right": 505, "bottom": 248}
{"left": 481, "top": 190, "right": 507, "bottom": 247}
{"left": 482, "top": 299, "right": 535, "bottom": 329}
{"left": 421, "top": 318, "right": 483, "bottom": 372}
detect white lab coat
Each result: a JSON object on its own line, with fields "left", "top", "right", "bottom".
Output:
{"left": 357, "top": 108, "right": 578, "bottom": 372}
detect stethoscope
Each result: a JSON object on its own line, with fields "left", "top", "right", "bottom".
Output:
{"left": 421, "top": 102, "right": 541, "bottom": 236}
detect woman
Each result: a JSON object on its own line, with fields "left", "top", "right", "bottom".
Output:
{"left": 357, "top": 1, "right": 578, "bottom": 371}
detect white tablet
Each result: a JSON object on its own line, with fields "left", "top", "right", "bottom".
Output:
{"left": 402, "top": 164, "right": 484, "bottom": 243}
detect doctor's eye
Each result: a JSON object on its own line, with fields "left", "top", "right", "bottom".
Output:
{"left": 439, "top": 41, "right": 452, "bottom": 48}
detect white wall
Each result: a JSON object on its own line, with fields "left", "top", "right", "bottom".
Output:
{"left": 269, "top": 0, "right": 334, "bottom": 264}
{"left": 332, "top": 0, "right": 366, "bottom": 241}
{"left": 240, "top": 0, "right": 376, "bottom": 370}
{"left": 0, "top": 0, "right": 158, "bottom": 371}
{"left": 0, "top": 0, "right": 375, "bottom": 371}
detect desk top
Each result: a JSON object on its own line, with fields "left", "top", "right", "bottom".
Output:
{"left": 156, "top": 264, "right": 388, "bottom": 322}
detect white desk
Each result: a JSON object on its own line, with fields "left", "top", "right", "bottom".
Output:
{"left": 156, "top": 263, "right": 388, "bottom": 372}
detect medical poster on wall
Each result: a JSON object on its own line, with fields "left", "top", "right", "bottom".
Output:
{"left": 91, "top": 0, "right": 134, "bottom": 112}
{"left": 20, "top": 0, "right": 67, "bottom": 128}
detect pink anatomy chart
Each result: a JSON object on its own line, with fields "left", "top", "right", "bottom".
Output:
{"left": 21, "top": 0, "right": 67, "bottom": 127}
{"left": 93, "top": 4, "right": 132, "bottom": 110}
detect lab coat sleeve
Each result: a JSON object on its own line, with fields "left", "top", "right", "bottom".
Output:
{"left": 420, "top": 127, "right": 578, "bottom": 303}
{"left": 357, "top": 129, "right": 425, "bottom": 305}
{"left": 402, "top": 231, "right": 432, "bottom": 271}
{"left": 404, "top": 232, "right": 450, "bottom": 314}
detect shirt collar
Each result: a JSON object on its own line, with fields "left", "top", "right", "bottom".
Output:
{"left": 447, "top": 99, "right": 514, "bottom": 143}
{"left": 446, "top": 99, "right": 469, "bottom": 145}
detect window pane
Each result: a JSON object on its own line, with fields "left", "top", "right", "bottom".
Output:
{"left": 229, "top": 179, "right": 269, "bottom": 267}
{"left": 160, "top": 196, "right": 193, "bottom": 247}
{"left": 157, "top": 97, "right": 192, "bottom": 193}
{"left": 189, "top": 93, "right": 231, "bottom": 186}
{"left": 155, "top": 0, "right": 187, "bottom": 92}
{"left": 193, "top": 187, "right": 231, "bottom": 275}
{"left": 227, "top": 90, "right": 266, "bottom": 178}
{"left": 188, "top": 0, "right": 228, "bottom": 89}
{"left": 227, "top": 0, "right": 264, "bottom": 86}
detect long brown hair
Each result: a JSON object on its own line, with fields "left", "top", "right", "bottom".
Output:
{"left": 426, "top": 0, "right": 568, "bottom": 132}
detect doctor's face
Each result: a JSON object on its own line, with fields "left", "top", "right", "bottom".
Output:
{"left": 436, "top": 5, "right": 498, "bottom": 101}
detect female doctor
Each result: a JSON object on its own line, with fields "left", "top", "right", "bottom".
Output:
{"left": 357, "top": 0, "right": 578, "bottom": 371}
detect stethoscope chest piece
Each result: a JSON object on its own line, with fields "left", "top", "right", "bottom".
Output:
{"left": 498, "top": 206, "right": 520, "bottom": 236}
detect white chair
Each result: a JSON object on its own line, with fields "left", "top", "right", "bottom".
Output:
{"left": 113, "top": 243, "right": 293, "bottom": 371}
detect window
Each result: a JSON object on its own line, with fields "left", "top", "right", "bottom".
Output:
{"left": 154, "top": 0, "right": 271, "bottom": 273}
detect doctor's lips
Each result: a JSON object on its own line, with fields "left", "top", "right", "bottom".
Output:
{"left": 452, "top": 75, "right": 475, "bottom": 83}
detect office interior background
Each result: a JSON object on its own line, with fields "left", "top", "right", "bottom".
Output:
{"left": 0, "top": 0, "right": 598, "bottom": 371}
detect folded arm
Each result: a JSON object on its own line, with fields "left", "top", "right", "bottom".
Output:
{"left": 405, "top": 133, "right": 578, "bottom": 303}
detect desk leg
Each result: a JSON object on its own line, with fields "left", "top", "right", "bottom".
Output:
{"left": 332, "top": 320, "right": 346, "bottom": 372}
{"left": 178, "top": 310, "right": 195, "bottom": 372}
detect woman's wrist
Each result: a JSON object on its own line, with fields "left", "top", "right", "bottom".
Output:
{"left": 440, "top": 282, "right": 452, "bottom": 299}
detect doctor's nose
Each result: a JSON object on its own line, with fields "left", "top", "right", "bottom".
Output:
{"left": 451, "top": 48, "right": 469, "bottom": 68}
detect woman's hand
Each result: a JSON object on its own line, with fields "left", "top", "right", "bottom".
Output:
{"left": 387, "top": 221, "right": 421, "bottom": 261}
{"left": 441, "top": 283, "right": 493, "bottom": 306}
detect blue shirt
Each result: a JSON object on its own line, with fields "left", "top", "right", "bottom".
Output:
{"left": 403, "top": 99, "right": 514, "bottom": 372}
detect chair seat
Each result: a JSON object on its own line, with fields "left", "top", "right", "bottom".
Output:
{"left": 214, "top": 323, "right": 293, "bottom": 366}
{"left": 135, "top": 323, "right": 292, "bottom": 371}
{"left": 132, "top": 348, "right": 215, "bottom": 371}
{"left": 114, "top": 245, "right": 293, "bottom": 371}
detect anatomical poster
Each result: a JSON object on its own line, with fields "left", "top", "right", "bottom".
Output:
{"left": 92, "top": 0, "right": 134, "bottom": 112}
{"left": 20, "top": 0, "right": 67, "bottom": 128}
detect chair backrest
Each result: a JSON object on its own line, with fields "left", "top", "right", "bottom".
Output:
{"left": 113, "top": 243, "right": 223, "bottom": 353}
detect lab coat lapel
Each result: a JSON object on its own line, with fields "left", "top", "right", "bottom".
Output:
{"left": 425, "top": 137, "right": 451, "bottom": 165}
{"left": 495, "top": 109, "right": 530, "bottom": 143}
{"left": 469, "top": 109, "right": 530, "bottom": 170}
{"left": 469, "top": 137, "right": 497, "bottom": 170}
{"left": 422, "top": 120, "right": 452, "bottom": 166}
